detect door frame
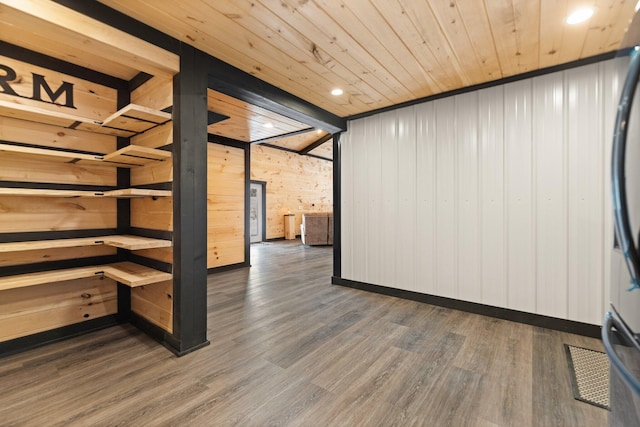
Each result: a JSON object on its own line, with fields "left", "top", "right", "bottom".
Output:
{"left": 250, "top": 180, "right": 267, "bottom": 243}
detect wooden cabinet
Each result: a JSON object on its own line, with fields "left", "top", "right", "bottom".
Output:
{"left": 284, "top": 214, "right": 296, "bottom": 240}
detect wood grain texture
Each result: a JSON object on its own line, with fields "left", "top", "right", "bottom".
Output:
{"left": 99, "top": 0, "right": 636, "bottom": 117}
{"left": 0, "top": 245, "right": 115, "bottom": 268}
{"left": 208, "top": 143, "right": 244, "bottom": 268}
{"left": 132, "top": 279, "right": 173, "bottom": 333}
{"left": 0, "top": 0, "right": 179, "bottom": 78}
{"left": 130, "top": 197, "right": 173, "bottom": 231}
{"left": 0, "top": 276, "right": 117, "bottom": 342}
{"left": 131, "top": 76, "right": 173, "bottom": 112}
{"left": 0, "top": 240, "right": 607, "bottom": 425}
{"left": 251, "top": 144, "right": 332, "bottom": 239}
{"left": 207, "top": 89, "right": 310, "bottom": 142}
{"left": 0, "top": 116, "right": 116, "bottom": 155}
{"left": 0, "top": 196, "right": 117, "bottom": 233}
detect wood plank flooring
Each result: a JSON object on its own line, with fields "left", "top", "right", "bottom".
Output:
{"left": 0, "top": 239, "right": 608, "bottom": 426}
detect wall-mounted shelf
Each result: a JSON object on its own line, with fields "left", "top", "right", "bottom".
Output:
{"left": 99, "top": 145, "right": 172, "bottom": 167}
{"left": 0, "top": 187, "right": 171, "bottom": 198}
{"left": 0, "top": 101, "right": 171, "bottom": 138}
{"left": 102, "top": 262, "right": 172, "bottom": 287}
{"left": 0, "top": 143, "right": 170, "bottom": 168}
{"left": 101, "top": 104, "right": 172, "bottom": 135}
{"left": 0, "top": 235, "right": 171, "bottom": 253}
{"left": 0, "top": 261, "right": 172, "bottom": 292}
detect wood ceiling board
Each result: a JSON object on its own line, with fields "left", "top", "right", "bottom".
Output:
{"left": 0, "top": 17, "right": 139, "bottom": 81}
{"left": 207, "top": 89, "right": 311, "bottom": 142}
{"left": 98, "top": 0, "right": 637, "bottom": 117}
{"left": 99, "top": 0, "right": 371, "bottom": 116}
{"left": 309, "top": 140, "right": 334, "bottom": 160}
{"left": 582, "top": 0, "right": 637, "bottom": 58}
{"left": 0, "top": 0, "right": 179, "bottom": 78}
{"left": 267, "top": 131, "right": 326, "bottom": 152}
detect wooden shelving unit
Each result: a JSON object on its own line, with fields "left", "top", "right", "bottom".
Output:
{"left": 0, "top": 143, "right": 170, "bottom": 168}
{"left": 0, "top": 235, "right": 172, "bottom": 253}
{"left": 0, "top": 262, "right": 172, "bottom": 292}
{"left": 0, "top": 188, "right": 171, "bottom": 198}
{"left": 0, "top": 101, "right": 171, "bottom": 138}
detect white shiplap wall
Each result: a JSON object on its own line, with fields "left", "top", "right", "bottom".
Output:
{"left": 341, "top": 57, "right": 628, "bottom": 325}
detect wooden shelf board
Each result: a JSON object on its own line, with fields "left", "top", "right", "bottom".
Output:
{"left": 103, "top": 188, "right": 171, "bottom": 198}
{"left": 0, "top": 99, "right": 102, "bottom": 129}
{"left": 0, "top": 266, "right": 100, "bottom": 292}
{"left": 101, "top": 235, "right": 172, "bottom": 250}
{"left": 0, "top": 188, "right": 103, "bottom": 198}
{"left": 0, "top": 237, "right": 103, "bottom": 253}
{"left": 0, "top": 262, "right": 172, "bottom": 291}
{"left": 0, "top": 235, "right": 170, "bottom": 253}
{"left": 102, "top": 104, "right": 172, "bottom": 135}
{"left": 0, "top": 143, "right": 102, "bottom": 164}
{"left": 0, "top": 102, "right": 171, "bottom": 137}
{"left": 101, "top": 145, "right": 172, "bottom": 167}
{"left": 0, "top": 143, "right": 170, "bottom": 168}
{"left": 103, "top": 261, "right": 172, "bottom": 287}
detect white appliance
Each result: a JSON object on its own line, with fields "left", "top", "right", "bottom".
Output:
{"left": 605, "top": 46, "right": 640, "bottom": 426}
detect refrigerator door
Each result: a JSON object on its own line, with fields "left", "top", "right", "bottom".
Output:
{"left": 608, "top": 48, "right": 640, "bottom": 426}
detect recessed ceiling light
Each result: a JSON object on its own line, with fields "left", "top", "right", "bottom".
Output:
{"left": 263, "top": 122, "right": 274, "bottom": 128}
{"left": 331, "top": 88, "right": 343, "bottom": 96}
{"left": 566, "top": 7, "right": 594, "bottom": 25}
{"left": 316, "top": 129, "right": 322, "bottom": 134}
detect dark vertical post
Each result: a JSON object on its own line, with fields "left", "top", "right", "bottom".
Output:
{"left": 244, "top": 145, "right": 251, "bottom": 266}
{"left": 172, "top": 43, "right": 210, "bottom": 354}
{"left": 332, "top": 132, "right": 342, "bottom": 278}
{"left": 116, "top": 87, "right": 131, "bottom": 321}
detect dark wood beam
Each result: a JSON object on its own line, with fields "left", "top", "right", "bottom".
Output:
{"left": 299, "top": 133, "right": 333, "bottom": 155}
{"left": 171, "top": 43, "right": 210, "bottom": 356}
{"left": 250, "top": 127, "right": 314, "bottom": 145}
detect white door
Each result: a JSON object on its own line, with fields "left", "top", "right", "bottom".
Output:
{"left": 250, "top": 182, "right": 264, "bottom": 243}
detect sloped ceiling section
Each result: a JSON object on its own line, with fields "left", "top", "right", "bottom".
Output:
{"left": 100, "top": 0, "right": 637, "bottom": 118}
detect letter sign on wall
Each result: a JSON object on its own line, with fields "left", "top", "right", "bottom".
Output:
{"left": 0, "top": 63, "right": 75, "bottom": 108}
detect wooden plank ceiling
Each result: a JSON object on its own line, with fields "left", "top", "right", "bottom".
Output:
{"left": 3, "top": 1, "right": 636, "bottom": 156}
{"left": 100, "top": 0, "right": 637, "bottom": 119}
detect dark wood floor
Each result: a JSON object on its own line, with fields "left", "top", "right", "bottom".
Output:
{"left": 0, "top": 240, "right": 608, "bottom": 426}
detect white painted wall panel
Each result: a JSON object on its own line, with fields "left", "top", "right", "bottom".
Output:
{"left": 380, "top": 114, "right": 399, "bottom": 287}
{"left": 396, "top": 108, "right": 417, "bottom": 291}
{"left": 533, "top": 72, "right": 567, "bottom": 319}
{"left": 478, "top": 85, "right": 507, "bottom": 308}
{"left": 364, "top": 116, "right": 383, "bottom": 285}
{"left": 415, "top": 102, "right": 437, "bottom": 295}
{"left": 456, "top": 91, "right": 481, "bottom": 303}
{"left": 566, "top": 64, "right": 604, "bottom": 324}
{"left": 340, "top": 58, "right": 627, "bottom": 325}
{"left": 352, "top": 117, "right": 371, "bottom": 283}
{"left": 435, "top": 97, "right": 457, "bottom": 299}
{"left": 504, "top": 80, "right": 536, "bottom": 313}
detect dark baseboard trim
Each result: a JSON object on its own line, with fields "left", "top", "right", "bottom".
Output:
{"left": 207, "top": 262, "right": 250, "bottom": 274}
{"left": 332, "top": 276, "right": 601, "bottom": 338}
{"left": 129, "top": 313, "right": 210, "bottom": 357}
{"left": 0, "top": 315, "right": 119, "bottom": 359}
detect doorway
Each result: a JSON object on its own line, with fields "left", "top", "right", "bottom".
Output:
{"left": 250, "top": 181, "right": 266, "bottom": 243}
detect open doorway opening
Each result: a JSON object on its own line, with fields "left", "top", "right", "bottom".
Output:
{"left": 250, "top": 181, "right": 266, "bottom": 243}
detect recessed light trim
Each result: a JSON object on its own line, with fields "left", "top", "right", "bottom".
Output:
{"left": 331, "top": 88, "right": 343, "bottom": 96}
{"left": 566, "top": 7, "right": 594, "bottom": 25}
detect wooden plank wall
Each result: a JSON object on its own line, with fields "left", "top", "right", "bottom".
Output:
{"left": 129, "top": 76, "right": 174, "bottom": 333}
{"left": 208, "top": 143, "right": 245, "bottom": 269}
{"left": 0, "top": 56, "right": 118, "bottom": 341}
{"left": 251, "top": 145, "right": 332, "bottom": 239}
